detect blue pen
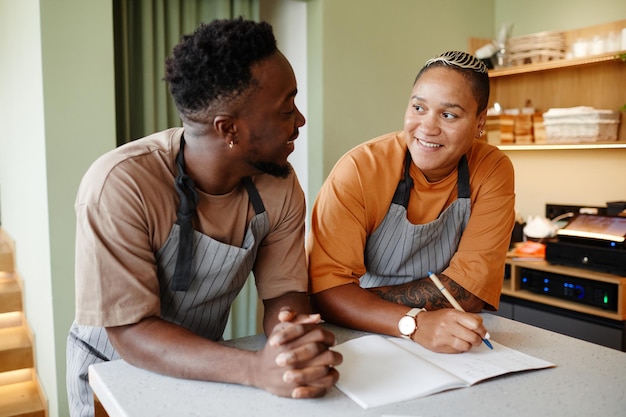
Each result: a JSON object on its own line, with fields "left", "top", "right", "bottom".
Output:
{"left": 428, "top": 272, "right": 493, "bottom": 350}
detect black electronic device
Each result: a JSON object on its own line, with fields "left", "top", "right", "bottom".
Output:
{"left": 546, "top": 240, "right": 626, "bottom": 276}
{"left": 519, "top": 267, "right": 618, "bottom": 311}
{"left": 556, "top": 214, "right": 626, "bottom": 247}
{"left": 545, "top": 214, "right": 626, "bottom": 276}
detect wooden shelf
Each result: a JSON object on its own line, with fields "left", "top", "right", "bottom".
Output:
{"left": 471, "top": 19, "right": 626, "bottom": 146}
{"left": 489, "top": 51, "right": 626, "bottom": 151}
{"left": 498, "top": 141, "right": 626, "bottom": 151}
{"left": 504, "top": 259, "right": 626, "bottom": 321}
{"left": 488, "top": 51, "right": 625, "bottom": 78}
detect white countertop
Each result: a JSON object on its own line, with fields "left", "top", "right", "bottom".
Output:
{"left": 89, "top": 314, "right": 626, "bottom": 417}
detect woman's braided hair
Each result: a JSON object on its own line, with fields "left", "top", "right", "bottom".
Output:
{"left": 414, "top": 51, "right": 490, "bottom": 114}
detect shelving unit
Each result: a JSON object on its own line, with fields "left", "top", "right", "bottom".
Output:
{"left": 488, "top": 50, "right": 624, "bottom": 78}
{"left": 500, "top": 259, "right": 626, "bottom": 351}
{"left": 503, "top": 259, "right": 626, "bottom": 321}
{"left": 470, "top": 19, "right": 626, "bottom": 150}
{"left": 473, "top": 20, "right": 626, "bottom": 351}
{"left": 497, "top": 141, "right": 626, "bottom": 151}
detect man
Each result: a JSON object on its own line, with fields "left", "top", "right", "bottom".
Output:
{"left": 67, "top": 18, "right": 341, "bottom": 417}
{"left": 307, "top": 51, "right": 515, "bottom": 354}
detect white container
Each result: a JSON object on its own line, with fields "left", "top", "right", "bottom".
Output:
{"left": 607, "top": 31, "right": 621, "bottom": 52}
{"left": 572, "top": 38, "right": 589, "bottom": 58}
{"left": 542, "top": 107, "right": 621, "bottom": 142}
{"left": 590, "top": 36, "right": 605, "bottom": 55}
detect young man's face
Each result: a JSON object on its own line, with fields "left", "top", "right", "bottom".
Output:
{"left": 237, "top": 52, "right": 306, "bottom": 178}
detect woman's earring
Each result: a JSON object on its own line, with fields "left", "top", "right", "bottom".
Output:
{"left": 229, "top": 141, "right": 234, "bottom": 149}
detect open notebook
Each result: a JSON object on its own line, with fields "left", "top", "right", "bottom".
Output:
{"left": 333, "top": 334, "right": 555, "bottom": 409}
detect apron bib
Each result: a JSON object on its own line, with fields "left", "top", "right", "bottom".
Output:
{"left": 156, "top": 176, "right": 268, "bottom": 340}
{"left": 67, "top": 136, "right": 268, "bottom": 416}
{"left": 360, "top": 152, "right": 471, "bottom": 288}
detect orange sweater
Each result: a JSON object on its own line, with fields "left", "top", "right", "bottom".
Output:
{"left": 307, "top": 131, "right": 515, "bottom": 309}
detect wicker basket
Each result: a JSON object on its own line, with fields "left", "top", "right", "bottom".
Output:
{"left": 542, "top": 107, "right": 621, "bottom": 143}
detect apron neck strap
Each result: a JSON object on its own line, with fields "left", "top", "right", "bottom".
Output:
{"left": 242, "top": 177, "right": 266, "bottom": 215}
{"left": 457, "top": 155, "right": 470, "bottom": 198}
{"left": 391, "top": 151, "right": 471, "bottom": 208}
{"left": 391, "top": 151, "right": 415, "bottom": 207}
{"left": 170, "top": 136, "right": 267, "bottom": 291}
{"left": 171, "top": 135, "right": 199, "bottom": 291}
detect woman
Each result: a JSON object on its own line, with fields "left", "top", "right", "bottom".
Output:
{"left": 307, "top": 51, "right": 515, "bottom": 353}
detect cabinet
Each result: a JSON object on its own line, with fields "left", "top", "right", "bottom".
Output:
{"left": 470, "top": 19, "right": 626, "bottom": 150}
{"left": 500, "top": 259, "right": 626, "bottom": 350}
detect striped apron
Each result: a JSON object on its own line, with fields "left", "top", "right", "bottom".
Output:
{"left": 67, "top": 139, "right": 268, "bottom": 417}
{"left": 360, "top": 152, "right": 470, "bottom": 288}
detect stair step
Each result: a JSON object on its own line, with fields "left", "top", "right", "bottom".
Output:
{"left": 0, "top": 273, "right": 22, "bottom": 314}
{"left": 0, "top": 325, "right": 33, "bottom": 373}
{"left": 0, "top": 229, "right": 47, "bottom": 417}
{"left": 0, "top": 369, "right": 46, "bottom": 417}
{"left": 0, "top": 228, "right": 15, "bottom": 273}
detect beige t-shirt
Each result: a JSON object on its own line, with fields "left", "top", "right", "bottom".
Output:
{"left": 75, "top": 128, "right": 307, "bottom": 327}
{"left": 307, "top": 131, "right": 515, "bottom": 310}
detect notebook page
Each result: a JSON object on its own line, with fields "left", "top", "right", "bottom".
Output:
{"left": 390, "top": 337, "right": 555, "bottom": 385}
{"left": 333, "top": 335, "right": 467, "bottom": 409}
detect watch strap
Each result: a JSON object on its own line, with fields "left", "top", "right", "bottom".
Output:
{"left": 399, "top": 307, "right": 425, "bottom": 339}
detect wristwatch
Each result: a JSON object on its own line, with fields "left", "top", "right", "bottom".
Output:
{"left": 398, "top": 307, "right": 425, "bottom": 339}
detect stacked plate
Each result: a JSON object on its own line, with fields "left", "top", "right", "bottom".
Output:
{"left": 507, "top": 31, "right": 566, "bottom": 66}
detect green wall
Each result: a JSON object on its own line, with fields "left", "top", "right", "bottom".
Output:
{"left": 0, "top": 1, "right": 116, "bottom": 416}
{"left": 495, "top": 0, "right": 626, "bottom": 35}
{"left": 40, "top": 2, "right": 117, "bottom": 416}
{"left": 306, "top": 0, "right": 495, "bottom": 197}
{"left": 306, "top": 0, "right": 626, "bottom": 217}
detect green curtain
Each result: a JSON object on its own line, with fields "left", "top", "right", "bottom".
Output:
{"left": 113, "top": 0, "right": 259, "bottom": 144}
{"left": 112, "top": 0, "right": 261, "bottom": 339}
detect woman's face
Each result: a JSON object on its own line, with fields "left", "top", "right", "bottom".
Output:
{"left": 403, "top": 67, "right": 486, "bottom": 182}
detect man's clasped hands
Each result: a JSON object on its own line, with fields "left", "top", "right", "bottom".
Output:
{"left": 255, "top": 308, "right": 342, "bottom": 399}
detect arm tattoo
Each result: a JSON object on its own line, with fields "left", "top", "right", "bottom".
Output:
{"left": 368, "top": 273, "right": 475, "bottom": 310}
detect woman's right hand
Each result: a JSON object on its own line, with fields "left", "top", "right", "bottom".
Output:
{"left": 411, "top": 309, "right": 488, "bottom": 353}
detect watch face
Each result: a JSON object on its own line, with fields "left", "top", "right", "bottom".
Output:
{"left": 398, "top": 315, "right": 416, "bottom": 335}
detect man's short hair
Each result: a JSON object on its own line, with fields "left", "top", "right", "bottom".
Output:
{"left": 164, "top": 17, "right": 277, "bottom": 121}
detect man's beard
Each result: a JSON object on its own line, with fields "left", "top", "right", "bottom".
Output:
{"left": 252, "top": 161, "right": 292, "bottom": 179}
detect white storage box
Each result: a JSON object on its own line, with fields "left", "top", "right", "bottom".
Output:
{"left": 542, "top": 106, "right": 620, "bottom": 143}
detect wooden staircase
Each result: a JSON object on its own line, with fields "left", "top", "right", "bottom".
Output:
{"left": 0, "top": 228, "right": 47, "bottom": 417}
